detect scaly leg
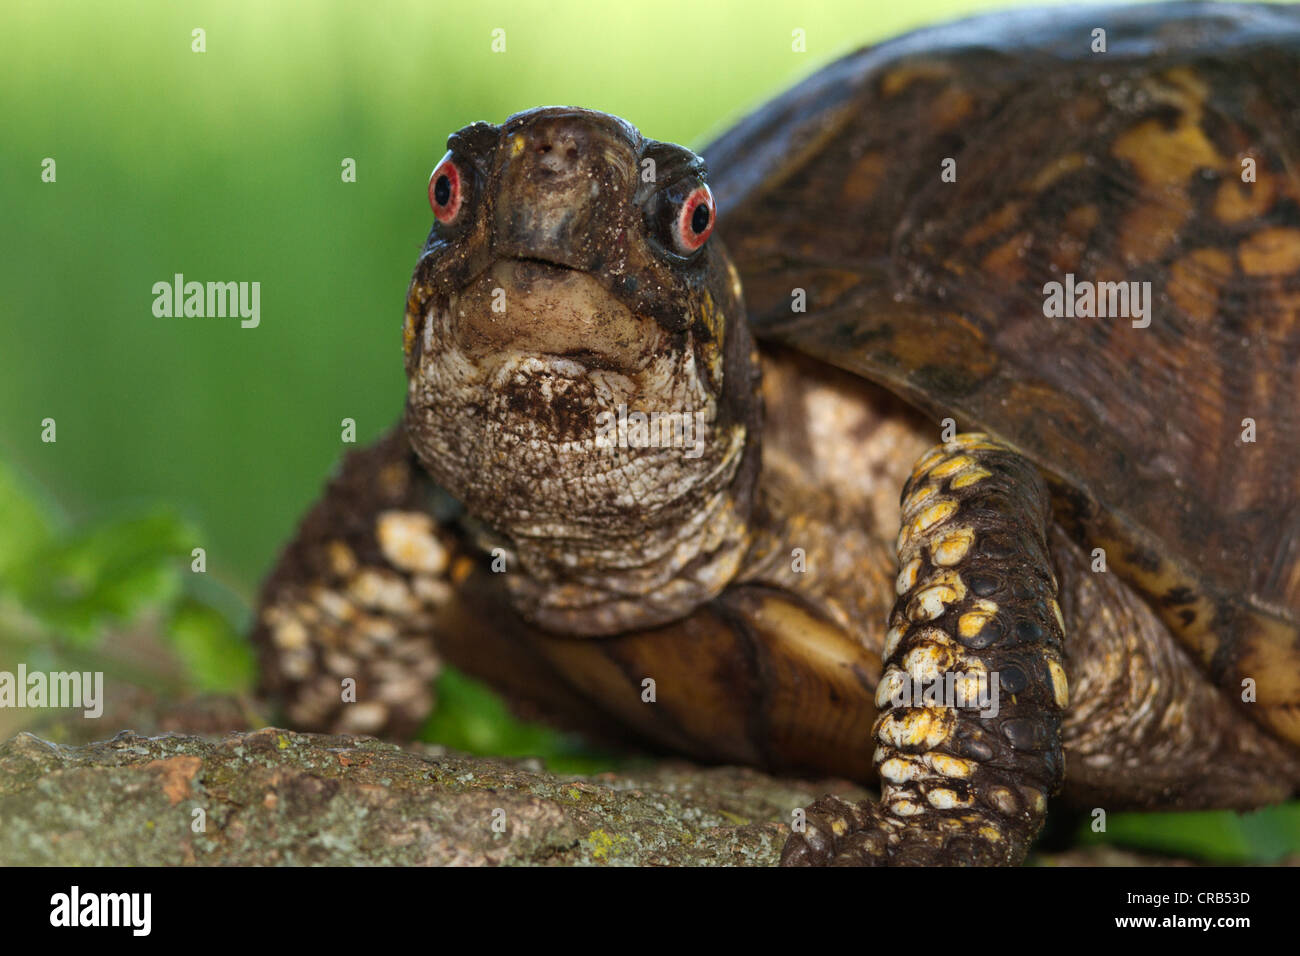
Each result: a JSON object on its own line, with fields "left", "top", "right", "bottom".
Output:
{"left": 782, "top": 434, "right": 1068, "bottom": 865}
{"left": 253, "top": 428, "right": 453, "bottom": 738}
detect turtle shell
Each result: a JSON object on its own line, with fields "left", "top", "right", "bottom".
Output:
{"left": 704, "top": 2, "right": 1300, "bottom": 742}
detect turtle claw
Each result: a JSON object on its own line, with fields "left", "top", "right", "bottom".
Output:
{"left": 781, "top": 795, "right": 944, "bottom": 866}
{"left": 783, "top": 795, "right": 1020, "bottom": 866}
{"left": 781, "top": 795, "right": 890, "bottom": 866}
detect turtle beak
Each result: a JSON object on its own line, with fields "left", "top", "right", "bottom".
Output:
{"left": 491, "top": 110, "right": 638, "bottom": 271}
{"left": 447, "top": 257, "right": 662, "bottom": 373}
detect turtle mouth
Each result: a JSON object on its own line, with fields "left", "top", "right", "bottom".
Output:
{"left": 442, "top": 255, "right": 668, "bottom": 378}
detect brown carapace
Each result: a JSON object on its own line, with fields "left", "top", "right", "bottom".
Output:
{"left": 253, "top": 2, "right": 1300, "bottom": 865}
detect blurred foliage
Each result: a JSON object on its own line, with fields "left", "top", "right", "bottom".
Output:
{"left": 0, "top": 458, "right": 254, "bottom": 711}
{"left": 1074, "top": 804, "right": 1300, "bottom": 865}
{"left": 1, "top": 0, "right": 1074, "bottom": 596}
{"left": 420, "top": 668, "right": 628, "bottom": 776}
{"left": 2, "top": 0, "right": 1297, "bottom": 863}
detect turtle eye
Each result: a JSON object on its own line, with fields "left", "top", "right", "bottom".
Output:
{"left": 674, "top": 184, "right": 715, "bottom": 253}
{"left": 645, "top": 180, "right": 715, "bottom": 259}
{"left": 429, "top": 152, "right": 465, "bottom": 224}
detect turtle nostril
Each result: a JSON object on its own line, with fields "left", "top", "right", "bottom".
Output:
{"left": 538, "top": 144, "right": 577, "bottom": 174}
{"left": 525, "top": 124, "right": 586, "bottom": 174}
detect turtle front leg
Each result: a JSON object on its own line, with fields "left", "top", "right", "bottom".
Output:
{"left": 253, "top": 427, "right": 455, "bottom": 738}
{"left": 782, "top": 434, "right": 1068, "bottom": 866}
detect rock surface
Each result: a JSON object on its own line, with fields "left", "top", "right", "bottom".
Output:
{"left": 0, "top": 727, "right": 869, "bottom": 866}
{"left": 1, "top": 691, "right": 1202, "bottom": 866}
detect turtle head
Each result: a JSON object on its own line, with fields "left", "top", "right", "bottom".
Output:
{"left": 402, "top": 107, "right": 761, "bottom": 634}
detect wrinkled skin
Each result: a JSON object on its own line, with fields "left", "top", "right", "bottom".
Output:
{"left": 254, "top": 3, "right": 1300, "bottom": 865}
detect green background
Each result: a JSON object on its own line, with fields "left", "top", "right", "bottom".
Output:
{"left": 5, "top": 0, "right": 1065, "bottom": 594}
{"left": 3, "top": 0, "right": 1297, "bottom": 863}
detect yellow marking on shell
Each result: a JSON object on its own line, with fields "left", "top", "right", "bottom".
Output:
{"left": 962, "top": 199, "right": 1027, "bottom": 247}
{"left": 950, "top": 467, "right": 992, "bottom": 489}
{"left": 978, "top": 826, "right": 1004, "bottom": 843}
{"left": 1118, "top": 196, "right": 1191, "bottom": 264}
{"left": 1167, "top": 247, "right": 1233, "bottom": 326}
{"left": 1050, "top": 204, "right": 1100, "bottom": 275}
{"left": 1111, "top": 100, "right": 1223, "bottom": 189}
{"left": 880, "top": 61, "right": 956, "bottom": 97}
{"left": 929, "top": 85, "right": 976, "bottom": 132}
{"left": 1215, "top": 171, "right": 1275, "bottom": 224}
{"left": 931, "top": 526, "right": 975, "bottom": 567}
{"left": 378, "top": 510, "right": 449, "bottom": 575}
{"left": 1050, "top": 599, "right": 1066, "bottom": 635}
{"left": 877, "top": 707, "right": 955, "bottom": 750}
{"left": 1029, "top": 152, "right": 1088, "bottom": 191}
{"left": 1025, "top": 788, "right": 1047, "bottom": 813}
{"left": 510, "top": 134, "right": 526, "bottom": 157}
{"left": 839, "top": 150, "right": 889, "bottom": 204}
{"left": 928, "top": 454, "right": 976, "bottom": 480}
{"left": 896, "top": 556, "right": 922, "bottom": 595}
{"left": 830, "top": 818, "right": 849, "bottom": 837}
{"left": 983, "top": 232, "right": 1030, "bottom": 283}
{"left": 926, "top": 788, "right": 973, "bottom": 810}
{"left": 1048, "top": 659, "right": 1070, "bottom": 709}
{"left": 1238, "top": 227, "right": 1300, "bottom": 276}
{"left": 926, "top": 753, "right": 975, "bottom": 779}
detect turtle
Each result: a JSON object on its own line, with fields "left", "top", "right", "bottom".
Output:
{"left": 252, "top": 1, "right": 1300, "bottom": 865}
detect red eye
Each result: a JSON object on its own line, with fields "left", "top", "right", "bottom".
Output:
{"left": 675, "top": 184, "right": 715, "bottom": 253}
{"left": 429, "top": 153, "right": 463, "bottom": 223}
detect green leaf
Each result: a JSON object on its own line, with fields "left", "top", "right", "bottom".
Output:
{"left": 419, "top": 666, "right": 622, "bottom": 774}
{"left": 8, "top": 511, "right": 196, "bottom": 643}
{"left": 1077, "top": 803, "right": 1300, "bottom": 863}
